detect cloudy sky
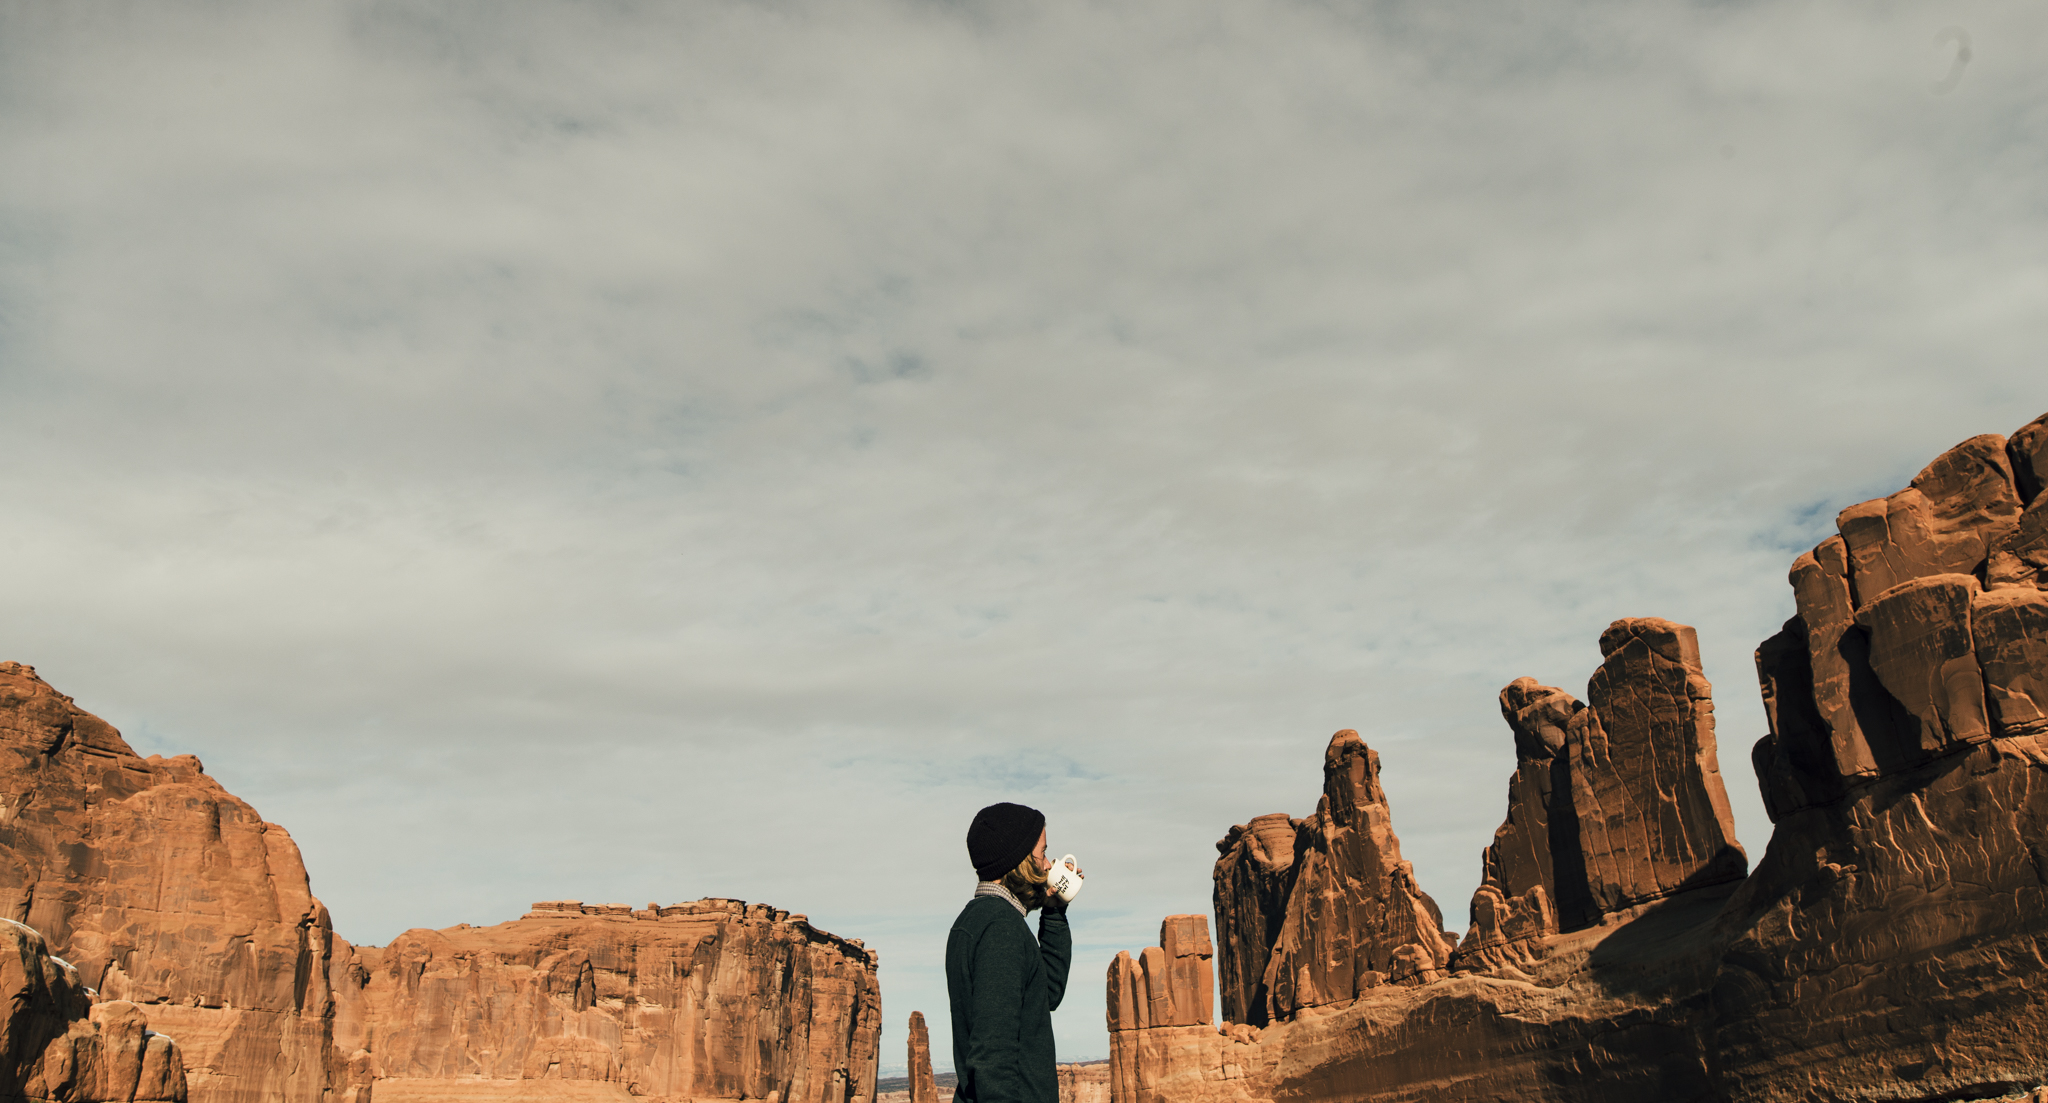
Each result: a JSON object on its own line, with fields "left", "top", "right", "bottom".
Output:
{"left": 2, "top": 0, "right": 2044, "bottom": 1073}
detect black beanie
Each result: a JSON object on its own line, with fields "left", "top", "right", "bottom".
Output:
{"left": 967, "top": 802, "right": 1045, "bottom": 881}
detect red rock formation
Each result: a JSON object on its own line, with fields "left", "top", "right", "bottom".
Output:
{"left": 1107, "top": 916, "right": 1213, "bottom": 1036}
{"left": 1208, "top": 816, "right": 1297, "bottom": 1028}
{"left": 359, "top": 900, "right": 880, "bottom": 1103}
{"left": 1260, "top": 732, "right": 1454, "bottom": 1017}
{"left": 2014, "top": 413, "right": 2048, "bottom": 506}
{"left": 0, "top": 662, "right": 348, "bottom": 1103}
{"left": 907, "top": 1013, "right": 935, "bottom": 1103}
{"left": 1554, "top": 617, "right": 1747, "bottom": 929}
{"left": 1834, "top": 433, "right": 2022, "bottom": 601}
{"left": 1056, "top": 1062, "right": 1109, "bottom": 1103}
{"left": 1988, "top": 491, "right": 2048, "bottom": 594}
{"left": 1451, "top": 678, "right": 1578, "bottom": 973}
{"left": 1455, "top": 623, "right": 1746, "bottom": 975}
{"left": 0, "top": 915, "right": 187, "bottom": 1103}
{"left": 1203, "top": 734, "right": 1455, "bottom": 1031}
{"left": 1108, "top": 917, "right": 1226, "bottom": 1103}
{"left": 0, "top": 662, "right": 883, "bottom": 1103}
{"left": 1975, "top": 586, "right": 2048, "bottom": 736}
{"left": 1109, "top": 408, "right": 2048, "bottom": 1103}
{"left": 1755, "top": 418, "right": 2048, "bottom": 810}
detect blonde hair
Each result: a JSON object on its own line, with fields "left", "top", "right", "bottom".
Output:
{"left": 1001, "top": 853, "right": 1049, "bottom": 909}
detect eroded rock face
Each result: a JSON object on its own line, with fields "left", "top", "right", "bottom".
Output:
{"left": 1988, "top": 494, "right": 2048, "bottom": 593}
{"left": 1108, "top": 917, "right": 1223, "bottom": 1103}
{"left": 0, "top": 916, "right": 188, "bottom": 1103}
{"left": 1557, "top": 618, "right": 1747, "bottom": 929}
{"left": 0, "top": 661, "right": 348, "bottom": 1103}
{"left": 1975, "top": 587, "right": 2048, "bottom": 736}
{"left": 359, "top": 900, "right": 881, "bottom": 1103}
{"left": 1199, "top": 733, "right": 1454, "bottom": 1030}
{"left": 1210, "top": 816, "right": 1297, "bottom": 1028}
{"left": 1834, "top": 434, "right": 2021, "bottom": 602}
{"left": 1453, "top": 623, "right": 1747, "bottom": 978}
{"left": 0, "top": 662, "right": 883, "bottom": 1103}
{"left": 2013, "top": 414, "right": 2048, "bottom": 506}
{"left": 1110, "top": 409, "right": 2048, "bottom": 1103}
{"left": 1450, "top": 678, "right": 1579, "bottom": 973}
{"left": 1755, "top": 414, "right": 2048, "bottom": 816}
{"left": 908, "top": 1012, "right": 936, "bottom": 1103}
{"left": 1262, "top": 733, "right": 1455, "bottom": 1015}
{"left": 1108, "top": 916, "right": 1214, "bottom": 1034}
{"left": 1057, "top": 1062, "right": 1109, "bottom": 1103}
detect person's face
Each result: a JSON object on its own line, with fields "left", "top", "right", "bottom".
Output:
{"left": 1032, "top": 828, "right": 1049, "bottom": 872}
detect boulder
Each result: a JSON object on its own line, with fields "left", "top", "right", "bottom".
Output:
{"left": 1751, "top": 615, "right": 1848, "bottom": 820}
{"left": 1986, "top": 492, "right": 2048, "bottom": 591}
{"left": 1852, "top": 573, "right": 1991, "bottom": 756}
{"left": 1783, "top": 536, "right": 1883, "bottom": 783}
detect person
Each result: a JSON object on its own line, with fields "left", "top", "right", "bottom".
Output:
{"left": 945, "top": 802, "right": 1076, "bottom": 1103}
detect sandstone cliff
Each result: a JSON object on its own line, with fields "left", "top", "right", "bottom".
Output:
{"left": 359, "top": 900, "right": 880, "bottom": 1103}
{"left": 0, "top": 662, "right": 342, "bottom": 1103}
{"left": 1111, "top": 409, "right": 2048, "bottom": 1102}
{"left": 0, "top": 916, "right": 187, "bottom": 1103}
{"left": 0, "top": 663, "right": 881, "bottom": 1103}
{"left": 1056, "top": 1062, "right": 1109, "bottom": 1103}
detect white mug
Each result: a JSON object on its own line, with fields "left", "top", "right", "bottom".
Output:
{"left": 1046, "top": 854, "right": 1084, "bottom": 904}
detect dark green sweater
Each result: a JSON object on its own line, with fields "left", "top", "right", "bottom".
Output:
{"left": 945, "top": 895, "right": 1072, "bottom": 1103}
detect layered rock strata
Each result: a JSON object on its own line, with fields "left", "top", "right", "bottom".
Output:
{"left": 1107, "top": 409, "right": 2048, "bottom": 1103}
{"left": 0, "top": 663, "right": 882, "bottom": 1103}
{"left": 0, "top": 917, "right": 188, "bottom": 1103}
